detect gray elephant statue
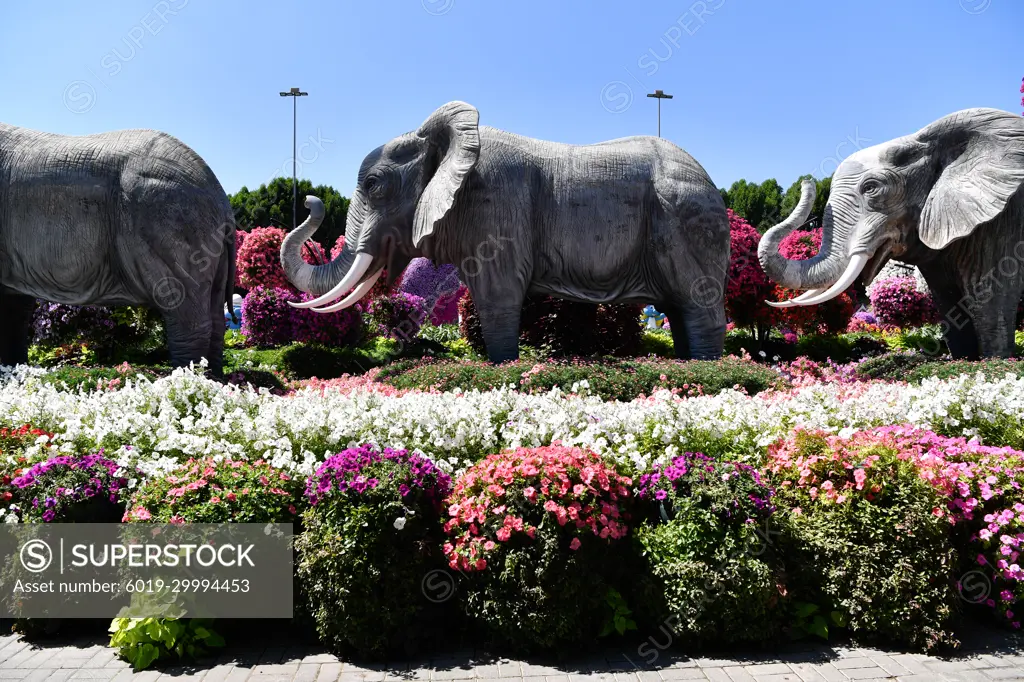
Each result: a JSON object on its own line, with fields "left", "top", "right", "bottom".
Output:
{"left": 0, "top": 122, "right": 236, "bottom": 372}
{"left": 760, "top": 108, "right": 1024, "bottom": 359}
{"left": 281, "top": 101, "right": 729, "bottom": 362}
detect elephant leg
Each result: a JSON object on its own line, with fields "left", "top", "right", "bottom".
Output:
{"left": 0, "top": 290, "right": 36, "bottom": 366}
{"left": 659, "top": 303, "right": 690, "bottom": 359}
{"left": 919, "top": 263, "right": 979, "bottom": 359}
{"left": 205, "top": 252, "right": 229, "bottom": 376}
{"left": 157, "top": 291, "right": 213, "bottom": 371}
{"left": 476, "top": 297, "right": 523, "bottom": 363}
{"left": 972, "top": 288, "right": 1021, "bottom": 359}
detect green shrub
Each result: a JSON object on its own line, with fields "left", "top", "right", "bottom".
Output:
{"left": 906, "top": 359, "right": 1024, "bottom": 384}
{"left": 883, "top": 324, "right": 949, "bottom": 356}
{"left": 444, "top": 445, "right": 636, "bottom": 652}
{"left": 114, "top": 458, "right": 304, "bottom": 669}
{"left": 459, "top": 292, "right": 643, "bottom": 358}
{"left": 378, "top": 357, "right": 781, "bottom": 400}
{"left": 794, "top": 333, "right": 888, "bottom": 364}
{"left": 856, "top": 353, "right": 1024, "bottom": 384}
{"left": 297, "top": 445, "right": 453, "bottom": 658}
{"left": 767, "top": 429, "right": 958, "bottom": 651}
{"left": 633, "top": 452, "right": 785, "bottom": 647}
{"left": 855, "top": 351, "right": 932, "bottom": 381}
{"left": 641, "top": 330, "right": 675, "bottom": 357}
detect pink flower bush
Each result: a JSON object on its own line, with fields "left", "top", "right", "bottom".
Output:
{"left": 124, "top": 457, "right": 303, "bottom": 524}
{"left": 235, "top": 226, "right": 345, "bottom": 291}
{"left": 771, "top": 229, "right": 856, "bottom": 334}
{"left": 868, "top": 276, "right": 937, "bottom": 328}
{"left": 725, "top": 210, "right": 775, "bottom": 332}
{"left": 769, "top": 425, "right": 1024, "bottom": 627}
{"left": 443, "top": 445, "right": 632, "bottom": 572}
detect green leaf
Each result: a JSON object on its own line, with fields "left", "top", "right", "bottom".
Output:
{"left": 135, "top": 643, "right": 160, "bottom": 670}
{"left": 809, "top": 615, "right": 829, "bottom": 640}
{"left": 795, "top": 602, "right": 819, "bottom": 619}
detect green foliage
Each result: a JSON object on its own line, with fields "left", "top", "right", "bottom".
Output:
{"left": 794, "top": 333, "right": 888, "bottom": 364}
{"left": 633, "top": 455, "right": 783, "bottom": 647}
{"left": 855, "top": 351, "right": 931, "bottom": 381}
{"left": 378, "top": 357, "right": 782, "bottom": 400}
{"left": 856, "top": 353, "right": 1024, "bottom": 385}
{"left": 786, "top": 601, "right": 846, "bottom": 641}
{"left": 720, "top": 178, "right": 784, "bottom": 230}
{"left": 882, "top": 324, "right": 949, "bottom": 356}
{"left": 641, "top": 329, "right": 675, "bottom": 357}
{"left": 230, "top": 178, "right": 349, "bottom": 252}
{"left": 109, "top": 617, "right": 224, "bottom": 670}
{"left": 599, "top": 588, "right": 637, "bottom": 637}
{"left": 278, "top": 338, "right": 448, "bottom": 380}
{"left": 39, "top": 365, "right": 163, "bottom": 391}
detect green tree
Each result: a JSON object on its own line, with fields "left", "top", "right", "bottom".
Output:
{"left": 723, "top": 179, "right": 782, "bottom": 231}
{"left": 229, "top": 178, "right": 349, "bottom": 251}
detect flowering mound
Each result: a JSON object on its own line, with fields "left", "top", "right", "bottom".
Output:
{"left": 399, "top": 259, "right": 463, "bottom": 325}
{"left": 868, "top": 276, "right": 937, "bottom": 328}
{"left": 634, "top": 452, "right": 783, "bottom": 645}
{"left": 297, "top": 445, "right": 453, "bottom": 658}
{"left": 235, "top": 227, "right": 345, "bottom": 291}
{"left": 768, "top": 427, "right": 961, "bottom": 650}
{"left": 368, "top": 292, "right": 429, "bottom": 341}
{"left": 726, "top": 210, "right": 774, "bottom": 331}
{"left": 125, "top": 457, "right": 303, "bottom": 524}
{"left": 290, "top": 291, "right": 364, "bottom": 347}
{"left": 240, "top": 286, "right": 299, "bottom": 348}
{"left": 11, "top": 452, "right": 127, "bottom": 523}
{"left": 444, "top": 445, "right": 633, "bottom": 651}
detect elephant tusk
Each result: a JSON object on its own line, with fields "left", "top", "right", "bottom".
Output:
{"left": 790, "top": 253, "right": 869, "bottom": 306}
{"left": 766, "top": 288, "right": 827, "bottom": 308}
{"left": 311, "top": 269, "right": 383, "bottom": 313}
{"left": 289, "top": 253, "right": 374, "bottom": 309}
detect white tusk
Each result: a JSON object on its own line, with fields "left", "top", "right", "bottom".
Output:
{"left": 289, "top": 253, "right": 374, "bottom": 309}
{"left": 766, "top": 288, "right": 827, "bottom": 308}
{"left": 311, "top": 269, "right": 383, "bottom": 313}
{"left": 790, "top": 253, "right": 869, "bottom": 306}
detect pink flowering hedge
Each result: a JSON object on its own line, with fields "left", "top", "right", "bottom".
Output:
{"left": 768, "top": 425, "right": 1024, "bottom": 649}
{"left": 443, "top": 445, "right": 634, "bottom": 651}
{"left": 125, "top": 457, "right": 304, "bottom": 524}
{"left": 868, "top": 276, "right": 937, "bottom": 328}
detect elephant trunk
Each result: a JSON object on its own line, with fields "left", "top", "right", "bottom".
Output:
{"left": 280, "top": 195, "right": 356, "bottom": 296}
{"left": 758, "top": 177, "right": 850, "bottom": 291}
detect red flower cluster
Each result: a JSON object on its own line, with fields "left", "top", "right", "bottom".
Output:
{"left": 443, "top": 445, "right": 631, "bottom": 572}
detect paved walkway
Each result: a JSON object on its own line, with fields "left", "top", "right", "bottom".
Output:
{"left": 3, "top": 628, "right": 1024, "bottom": 682}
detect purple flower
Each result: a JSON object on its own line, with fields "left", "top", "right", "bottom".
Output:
{"left": 305, "top": 444, "right": 451, "bottom": 508}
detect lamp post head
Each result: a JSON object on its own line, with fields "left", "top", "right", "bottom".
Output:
{"left": 646, "top": 90, "right": 674, "bottom": 99}
{"left": 280, "top": 88, "right": 308, "bottom": 97}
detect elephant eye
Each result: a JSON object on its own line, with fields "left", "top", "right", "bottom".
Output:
{"left": 861, "top": 179, "right": 883, "bottom": 196}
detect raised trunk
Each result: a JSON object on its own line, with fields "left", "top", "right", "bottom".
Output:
{"left": 280, "top": 195, "right": 356, "bottom": 296}
{"left": 758, "top": 178, "right": 850, "bottom": 291}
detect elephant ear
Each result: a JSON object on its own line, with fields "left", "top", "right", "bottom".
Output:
{"left": 918, "top": 110, "right": 1024, "bottom": 250}
{"left": 413, "top": 101, "right": 481, "bottom": 250}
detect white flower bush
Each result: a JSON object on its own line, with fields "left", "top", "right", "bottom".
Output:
{"left": 2, "top": 365, "right": 1023, "bottom": 479}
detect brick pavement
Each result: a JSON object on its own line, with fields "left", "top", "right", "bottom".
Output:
{"left": 2, "top": 628, "right": 1024, "bottom": 682}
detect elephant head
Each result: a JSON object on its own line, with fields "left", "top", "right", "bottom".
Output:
{"left": 759, "top": 108, "right": 1024, "bottom": 308}
{"left": 281, "top": 101, "right": 481, "bottom": 312}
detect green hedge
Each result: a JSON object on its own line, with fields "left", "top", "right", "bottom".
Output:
{"left": 856, "top": 353, "right": 1024, "bottom": 383}
{"left": 377, "top": 357, "right": 782, "bottom": 400}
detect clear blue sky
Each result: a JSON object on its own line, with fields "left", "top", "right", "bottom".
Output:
{"left": 2, "top": 0, "right": 1020, "bottom": 196}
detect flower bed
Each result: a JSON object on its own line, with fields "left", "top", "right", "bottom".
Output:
{"left": 6, "top": 361, "right": 1024, "bottom": 659}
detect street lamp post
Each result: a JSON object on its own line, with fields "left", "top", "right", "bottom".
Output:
{"left": 646, "top": 89, "right": 673, "bottom": 138}
{"left": 279, "top": 87, "right": 308, "bottom": 231}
